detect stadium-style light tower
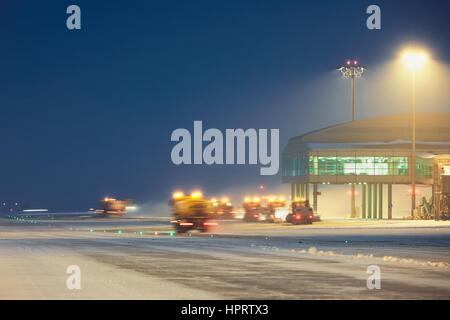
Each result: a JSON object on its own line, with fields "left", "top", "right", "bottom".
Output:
{"left": 401, "top": 48, "right": 429, "bottom": 216}
{"left": 338, "top": 59, "right": 365, "bottom": 218}
{"left": 338, "top": 59, "right": 366, "bottom": 121}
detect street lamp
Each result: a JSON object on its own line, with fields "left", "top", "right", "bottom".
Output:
{"left": 401, "top": 48, "right": 429, "bottom": 216}
{"left": 338, "top": 59, "right": 365, "bottom": 218}
{"left": 338, "top": 60, "right": 366, "bottom": 121}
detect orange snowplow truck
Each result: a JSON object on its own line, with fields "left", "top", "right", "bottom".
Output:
{"left": 170, "top": 191, "right": 217, "bottom": 233}
{"left": 211, "top": 197, "right": 234, "bottom": 219}
{"left": 243, "top": 197, "right": 263, "bottom": 222}
{"left": 265, "top": 196, "right": 287, "bottom": 223}
{"left": 97, "top": 198, "right": 130, "bottom": 216}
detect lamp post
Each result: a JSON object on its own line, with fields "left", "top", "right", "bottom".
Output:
{"left": 338, "top": 60, "right": 365, "bottom": 218}
{"left": 338, "top": 60, "right": 365, "bottom": 121}
{"left": 402, "top": 49, "right": 428, "bottom": 217}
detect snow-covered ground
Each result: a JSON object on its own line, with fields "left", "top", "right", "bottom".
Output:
{"left": 1, "top": 216, "right": 449, "bottom": 299}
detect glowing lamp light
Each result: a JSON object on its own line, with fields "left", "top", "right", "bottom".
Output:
{"left": 172, "top": 191, "right": 184, "bottom": 199}
{"left": 338, "top": 59, "right": 365, "bottom": 78}
{"left": 408, "top": 189, "right": 420, "bottom": 195}
{"left": 401, "top": 49, "right": 429, "bottom": 72}
{"left": 191, "top": 191, "right": 203, "bottom": 198}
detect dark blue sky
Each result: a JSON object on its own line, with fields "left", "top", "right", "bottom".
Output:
{"left": 1, "top": 0, "right": 449, "bottom": 210}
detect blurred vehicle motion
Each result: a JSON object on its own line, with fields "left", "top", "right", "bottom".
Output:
{"left": 170, "top": 191, "right": 218, "bottom": 233}
{"left": 211, "top": 197, "right": 234, "bottom": 219}
{"left": 265, "top": 196, "right": 288, "bottom": 223}
{"left": 242, "top": 195, "right": 291, "bottom": 223}
{"left": 286, "top": 198, "right": 318, "bottom": 225}
{"left": 96, "top": 198, "right": 131, "bottom": 216}
{"left": 243, "top": 197, "right": 263, "bottom": 222}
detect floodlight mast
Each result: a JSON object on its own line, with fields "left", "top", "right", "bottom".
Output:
{"left": 401, "top": 48, "right": 429, "bottom": 217}
{"left": 338, "top": 60, "right": 366, "bottom": 219}
{"left": 338, "top": 60, "right": 366, "bottom": 121}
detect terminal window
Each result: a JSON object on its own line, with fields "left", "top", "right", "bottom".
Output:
{"left": 308, "top": 156, "right": 410, "bottom": 176}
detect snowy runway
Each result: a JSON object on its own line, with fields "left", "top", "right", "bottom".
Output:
{"left": 1, "top": 216, "right": 449, "bottom": 299}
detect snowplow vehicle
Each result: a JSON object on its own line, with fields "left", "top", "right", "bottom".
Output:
{"left": 265, "top": 196, "right": 288, "bottom": 223}
{"left": 170, "top": 191, "right": 217, "bottom": 233}
{"left": 243, "top": 197, "right": 263, "bottom": 222}
{"left": 211, "top": 197, "right": 234, "bottom": 219}
{"left": 286, "top": 199, "right": 314, "bottom": 225}
{"left": 96, "top": 198, "right": 130, "bottom": 216}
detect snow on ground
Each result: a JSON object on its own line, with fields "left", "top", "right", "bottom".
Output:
{"left": 1, "top": 216, "right": 450, "bottom": 299}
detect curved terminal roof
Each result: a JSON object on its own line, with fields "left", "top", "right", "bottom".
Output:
{"left": 284, "top": 113, "right": 450, "bottom": 154}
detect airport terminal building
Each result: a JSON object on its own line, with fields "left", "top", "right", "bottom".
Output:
{"left": 282, "top": 113, "right": 450, "bottom": 219}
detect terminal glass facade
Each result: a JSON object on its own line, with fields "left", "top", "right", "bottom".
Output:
{"left": 282, "top": 154, "right": 433, "bottom": 178}
{"left": 415, "top": 157, "right": 433, "bottom": 178}
{"left": 309, "top": 156, "right": 409, "bottom": 176}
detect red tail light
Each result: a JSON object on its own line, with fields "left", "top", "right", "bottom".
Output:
{"left": 295, "top": 215, "right": 301, "bottom": 220}
{"left": 253, "top": 214, "right": 258, "bottom": 218}
{"left": 309, "top": 215, "right": 313, "bottom": 219}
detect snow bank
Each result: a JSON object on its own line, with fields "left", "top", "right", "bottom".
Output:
{"left": 299, "top": 246, "right": 449, "bottom": 269}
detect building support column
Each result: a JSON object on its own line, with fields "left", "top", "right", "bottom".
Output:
{"left": 372, "top": 183, "right": 378, "bottom": 219}
{"left": 362, "top": 184, "right": 367, "bottom": 219}
{"left": 432, "top": 184, "right": 439, "bottom": 221}
{"left": 368, "top": 184, "right": 372, "bottom": 219}
{"left": 350, "top": 184, "right": 356, "bottom": 218}
{"left": 388, "top": 184, "right": 393, "bottom": 220}
{"left": 305, "top": 183, "right": 310, "bottom": 202}
{"left": 378, "top": 183, "right": 383, "bottom": 219}
{"left": 313, "top": 183, "right": 318, "bottom": 213}
{"left": 300, "top": 184, "right": 305, "bottom": 198}
{"left": 291, "top": 183, "right": 295, "bottom": 201}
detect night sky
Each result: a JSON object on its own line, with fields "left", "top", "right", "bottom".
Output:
{"left": 1, "top": 0, "right": 449, "bottom": 211}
